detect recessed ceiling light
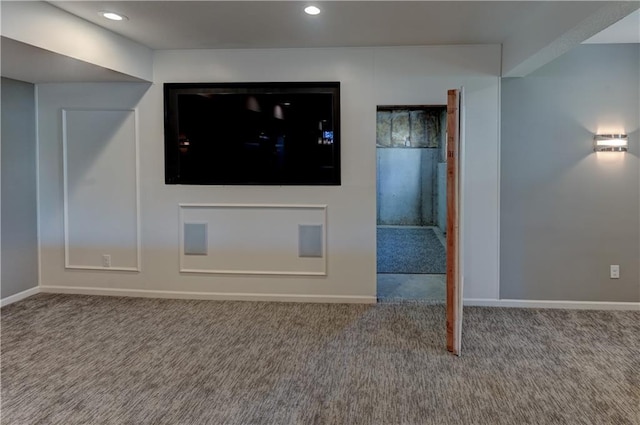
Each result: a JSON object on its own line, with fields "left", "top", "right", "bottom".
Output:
{"left": 100, "top": 11, "right": 128, "bottom": 21}
{"left": 304, "top": 6, "right": 321, "bottom": 16}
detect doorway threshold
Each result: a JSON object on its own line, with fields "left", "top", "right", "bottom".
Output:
{"left": 377, "top": 273, "right": 445, "bottom": 302}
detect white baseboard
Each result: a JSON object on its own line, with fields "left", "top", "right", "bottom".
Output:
{"left": 9, "top": 287, "right": 636, "bottom": 310}
{"left": 39, "top": 285, "right": 377, "bottom": 304}
{"left": 464, "top": 298, "right": 640, "bottom": 311}
{"left": 1, "top": 287, "right": 41, "bottom": 307}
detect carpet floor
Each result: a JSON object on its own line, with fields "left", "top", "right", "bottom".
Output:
{"left": 377, "top": 227, "right": 446, "bottom": 274}
{"left": 1, "top": 294, "right": 639, "bottom": 425}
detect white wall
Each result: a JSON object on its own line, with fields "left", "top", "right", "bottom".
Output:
{"left": 37, "top": 45, "right": 501, "bottom": 302}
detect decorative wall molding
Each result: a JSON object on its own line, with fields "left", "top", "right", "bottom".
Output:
{"left": 61, "top": 108, "right": 141, "bottom": 272}
{"left": 179, "top": 203, "right": 327, "bottom": 276}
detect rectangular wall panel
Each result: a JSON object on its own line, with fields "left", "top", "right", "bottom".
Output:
{"left": 63, "top": 109, "right": 140, "bottom": 271}
{"left": 180, "top": 204, "right": 327, "bottom": 275}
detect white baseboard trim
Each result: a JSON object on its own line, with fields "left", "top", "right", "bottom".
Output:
{"left": 9, "top": 288, "right": 635, "bottom": 310}
{"left": 1, "top": 287, "right": 41, "bottom": 307}
{"left": 39, "top": 286, "right": 377, "bottom": 304}
{"left": 464, "top": 298, "right": 640, "bottom": 311}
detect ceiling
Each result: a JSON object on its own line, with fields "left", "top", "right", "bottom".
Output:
{"left": 49, "top": 1, "right": 636, "bottom": 51}
{"left": 3, "top": 1, "right": 636, "bottom": 83}
{"left": 583, "top": 9, "right": 640, "bottom": 44}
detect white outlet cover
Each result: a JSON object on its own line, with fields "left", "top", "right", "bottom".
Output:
{"left": 610, "top": 265, "right": 620, "bottom": 279}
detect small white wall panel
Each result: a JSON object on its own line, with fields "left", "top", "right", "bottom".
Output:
{"left": 180, "top": 204, "right": 327, "bottom": 275}
{"left": 63, "top": 109, "right": 140, "bottom": 271}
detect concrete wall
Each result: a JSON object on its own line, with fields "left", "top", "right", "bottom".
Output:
{"left": 376, "top": 107, "right": 445, "bottom": 226}
{"left": 376, "top": 148, "right": 437, "bottom": 226}
{"left": 1, "top": 78, "right": 39, "bottom": 298}
{"left": 376, "top": 109, "right": 443, "bottom": 148}
{"left": 37, "top": 45, "right": 501, "bottom": 302}
{"left": 501, "top": 44, "right": 639, "bottom": 302}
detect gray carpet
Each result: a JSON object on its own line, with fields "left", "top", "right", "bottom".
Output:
{"left": 377, "top": 226, "right": 446, "bottom": 274}
{"left": 2, "top": 294, "right": 639, "bottom": 425}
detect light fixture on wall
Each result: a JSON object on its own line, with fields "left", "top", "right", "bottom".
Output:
{"left": 594, "top": 134, "right": 628, "bottom": 152}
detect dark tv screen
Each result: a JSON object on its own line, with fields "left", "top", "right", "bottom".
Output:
{"left": 164, "top": 82, "right": 340, "bottom": 185}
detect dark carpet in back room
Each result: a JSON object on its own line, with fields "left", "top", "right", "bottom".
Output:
{"left": 2, "top": 294, "right": 639, "bottom": 425}
{"left": 377, "top": 226, "right": 446, "bottom": 274}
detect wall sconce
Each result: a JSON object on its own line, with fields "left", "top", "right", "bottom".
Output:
{"left": 594, "top": 134, "right": 628, "bottom": 152}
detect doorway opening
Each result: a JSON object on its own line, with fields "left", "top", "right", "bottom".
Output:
{"left": 376, "top": 105, "right": 447, "bottom": 301}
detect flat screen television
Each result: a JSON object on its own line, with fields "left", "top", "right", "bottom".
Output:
{"left": 164, "top": 82, "right": 340, "bottom": 185}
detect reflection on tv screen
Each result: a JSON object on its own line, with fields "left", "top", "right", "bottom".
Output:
{"left": 164, "top": 82, "right": 340, "bottom": 185}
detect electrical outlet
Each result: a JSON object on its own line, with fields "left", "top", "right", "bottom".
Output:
{"left": 610, "top": 265, "right": 620, "bottom": 279}
{"left": 102, "top": 254, "right": 111, "bottom": 268}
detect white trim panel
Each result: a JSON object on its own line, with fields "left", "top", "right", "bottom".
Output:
{"left": 40, "top": 285, "right": 374, "bottom": 304}
{"left": 62, "top": 109, "right": 141, "bottom": 272}
{"left": 5, "top": 288, "right": 635, "bottom": 309}
{"left": 179, "top": 203, "right": 327, "bottom": 276}
{"left": 1, "top": 287, "right": 40, "bottom": 307}
{"left": 464, "top": 298, "right": 640, "bottom": 311}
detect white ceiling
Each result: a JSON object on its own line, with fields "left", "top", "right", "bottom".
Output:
{"left": 49, "top": 1, "right": 634, "bottom": 50}
{"left": 583, "top": 9, "right": 640, "bottom": 44}
{"left": 3, "top": 1, "right": 636, "bottom": 83}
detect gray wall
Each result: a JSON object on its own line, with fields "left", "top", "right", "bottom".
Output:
{"left": 501, "top": 44, "right": 639, "bottom": 302}
{"left": 377, "top": 148, "right": 438, "bottom": 226}
{"left": 1, "top": 78, "right": 38, "bottom": 298}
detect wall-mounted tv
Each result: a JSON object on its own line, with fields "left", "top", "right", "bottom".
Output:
{"left": 164, "top": 82, "right": 340, "bottom": 185}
